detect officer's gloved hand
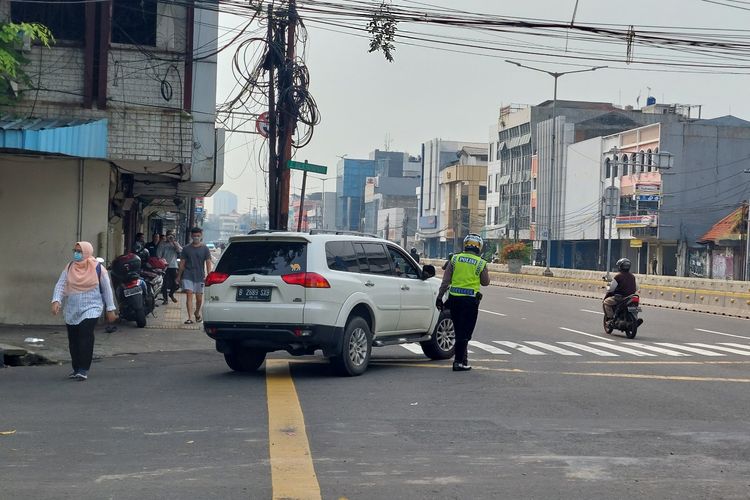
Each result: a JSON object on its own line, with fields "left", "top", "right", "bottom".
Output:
{"left": 435, "top": 298, "right": 444, "bottom": 311}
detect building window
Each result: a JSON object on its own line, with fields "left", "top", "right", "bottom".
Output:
{"left": 479, "top": 186, "right": 487, "bottom": 201}
{"left": 487, "top": 207, "right": 492, "bottom": 225}
{"left": 639, "top": 150, "right": 645, "bottom": 172}
{"left": 11, "top": 0, "right": 85, "bottom": 42}
{"left": 112, "top": 0, "right": 158, "bottom": 46}
{"left": 605, "top": 158, "right": 611, "bottom": 179}
{"left": 494, "top": 206, "right": 500, "bottom": 224}
{"left": 631, "top": 153, "right": 638, "bottom": 174}
{"left": 612, "top": 156, "right": 619, "bottom": 177}
{"left": 646, "top": 149, "right": 653, "bottom": 172}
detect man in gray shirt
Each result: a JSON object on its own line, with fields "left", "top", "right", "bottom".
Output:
{"left": 156, "top": 229, "right": 182, "bottom": 305}
{"left": 177, "top": 227, "right": 212, "bottom": 324}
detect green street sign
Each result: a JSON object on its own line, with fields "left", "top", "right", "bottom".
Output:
{"left": 288, "top": 160, "right": 327, "bottom": 175}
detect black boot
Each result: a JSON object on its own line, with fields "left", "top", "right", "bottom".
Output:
{"left": 452, "top": 361, "right": 472, "bottom": 372}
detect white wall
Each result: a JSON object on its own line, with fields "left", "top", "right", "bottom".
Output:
{"left": 564, "top": 137, "right": 603, "bottom": 240}
{"left": 0, "top": 156, "right": 111, "bottom": 325}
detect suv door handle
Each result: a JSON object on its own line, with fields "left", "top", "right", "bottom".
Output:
{"left": 364, "top": 281, "right": 375, "bottom": 287}
{"left": 400, "top": 285, "right": 410, "bottom": 291}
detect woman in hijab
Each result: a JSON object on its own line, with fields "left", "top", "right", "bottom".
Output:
{"left": 51, "top": 241, "right": 116, "bottom": 381}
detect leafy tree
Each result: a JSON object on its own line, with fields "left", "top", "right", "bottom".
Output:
{"left": 367, "top": 1, "right": 397, "bottom": 62}
{"left": 0, "top": 22, "right": 53, "bottom": 106}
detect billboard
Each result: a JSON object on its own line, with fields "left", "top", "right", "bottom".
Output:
{"left": 419, "top": 215, "right": 437, "bottom": 229}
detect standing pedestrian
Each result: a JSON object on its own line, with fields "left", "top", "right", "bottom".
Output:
{"left": 51, "top": 241, "right": 116, "bottom": 381}
{"left": 650, "top": 256, "right": 658, "bottom": 275}
{"left": 176, "top": 227, "right": 212, "bottom": 324}
{"left": 157, "top": 229, "right": 182, "bottom": 305}
{"left": 145, "top": 232, "right": 161, "bottom": 258}
{"left": 435, "top": 234, "right": 490, "bottom": 372}
{"left": 410, "top": 247, "right": 421, "bottom": 263}
{"left": 133, "top": 232, "right": 146, "bottom": 252}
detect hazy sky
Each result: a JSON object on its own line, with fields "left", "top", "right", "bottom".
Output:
{"left": 205, "top": 0, "right": 750, "bottom": 215}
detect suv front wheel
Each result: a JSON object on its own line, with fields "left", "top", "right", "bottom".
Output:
{"left": 224, "top": 347, "right": 267, "bottom": 372}
{"left": 420, "top": 310, "right": 455, "bottom": 360}
{"left": 331, "top": 316, "right": 372, "bottom": 376}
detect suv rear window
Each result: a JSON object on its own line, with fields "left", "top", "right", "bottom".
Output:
{"left": 216, "top": 241, "right": 307, "bottom": 276}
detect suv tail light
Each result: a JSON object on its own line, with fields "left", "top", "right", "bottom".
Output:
{"left": 205, "top": 272, "right": 229, "bottom": 287}
{"left": 282, "top": 272, "right": 330, "bottom": 288}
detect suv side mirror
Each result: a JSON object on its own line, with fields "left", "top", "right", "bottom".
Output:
{"left": 421, "top": 265, "right": 436, "bottom": 280}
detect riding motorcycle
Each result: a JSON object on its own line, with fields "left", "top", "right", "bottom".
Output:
{"left": 111, "top": 251, "right": 157, "bottom": 328}
{"left": 602, "top": 283, "right": 642, "bottom": 339}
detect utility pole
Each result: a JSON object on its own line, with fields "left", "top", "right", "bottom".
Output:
{"left": 402, "top": 213, "right": 408, "bottom": 248}
{"left": 276, "top": 0, "right": 297, "bottom": 230}
{"left": 266, "top": 4, "right": 278, "bottom": 229}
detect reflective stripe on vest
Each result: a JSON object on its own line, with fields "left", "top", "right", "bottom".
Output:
{"left": 448, "top": 252, "right": 486, "bottom": 297}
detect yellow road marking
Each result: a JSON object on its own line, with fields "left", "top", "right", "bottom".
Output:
{"left": 371, "top": 361, "right": 750, "bottom": 383}
{"left": 265, "top": 359, "right": 321, "bottom": 500}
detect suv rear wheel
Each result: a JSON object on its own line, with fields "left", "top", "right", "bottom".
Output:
{"left": 421, "top": 310, "right": 455, "bottom": 360}
{"left": 331, "top": 316, "right": 372, "bottom": 376}
{"left": 224, "top": 348, "right": 266, "bottom": 372}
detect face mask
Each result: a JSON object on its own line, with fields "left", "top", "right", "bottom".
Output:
{"left": 73, "top": 251, "right": 83, "bottom": 262}
{"left": 191, "top": 236, "right": 201, "bottom": 244}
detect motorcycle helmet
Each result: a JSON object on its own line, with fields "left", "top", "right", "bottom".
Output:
{"left": 616, "top": 258, "right": 631, "bottom": 272}
{"left": 463, "top": 233, "right": 483, "bottom": 255}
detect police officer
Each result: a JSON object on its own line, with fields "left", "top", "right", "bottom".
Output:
{"left": 436, "top": 234, "right": 490, "bottom": 372}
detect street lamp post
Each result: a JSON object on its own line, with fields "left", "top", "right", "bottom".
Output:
{"left": 744, "top": 169, "right": 750, "bottom": 281}
{"left": 505, "top": 60, "right": 606, "bottom": 277}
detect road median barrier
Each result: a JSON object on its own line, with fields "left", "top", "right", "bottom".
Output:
{"left": 424, "top": 259, "right": 750, "bottom": 318}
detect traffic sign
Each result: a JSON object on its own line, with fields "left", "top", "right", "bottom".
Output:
{"left": 256, "top": 112, "right": 270, "bottom": 138}
{"left": 288, "top": 160, "right": 327, "bottom": 175}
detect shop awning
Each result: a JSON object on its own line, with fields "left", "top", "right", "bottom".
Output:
{"left": 0, "top": 117, "right": 108, "bottom": 158}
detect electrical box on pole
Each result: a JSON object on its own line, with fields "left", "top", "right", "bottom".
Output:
{"left": 603, "top": 186, "right": 620, "bottom": 217}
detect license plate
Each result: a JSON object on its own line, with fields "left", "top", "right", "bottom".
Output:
{"left": 628, "top": 306, "right": 641, "bottom": 312}
{"left": 236, "top": 286, "right": 272, "bottom": 302}
{"left": 123, "top": 286, "right": 142, "bottom": 297}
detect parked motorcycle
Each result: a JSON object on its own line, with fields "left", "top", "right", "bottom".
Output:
{"left": 602, "top": 290, "right": 642, "bottom": 339}
{"left": 110, "top": 251, "right": 159, "bottom": 328}
{"left": 141, "top": 255, "right": 167, "bottom": 302}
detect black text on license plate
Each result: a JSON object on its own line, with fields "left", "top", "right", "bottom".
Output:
{"left": 123, "top": 286, "right": 142, "bottom": 297}
{"left": 236, "top": 286, "right": 272, "bottom": 302}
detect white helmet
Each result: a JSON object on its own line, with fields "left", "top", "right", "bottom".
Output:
{"left": 463, "top": 233, "right": 483, "bottom": 254}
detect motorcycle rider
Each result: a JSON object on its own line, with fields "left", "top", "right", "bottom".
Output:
{"left": 603, "top": 258, "right": 638, "bottom": 324}
{"left": 436, "top": 234, "right": 490, "bottom": 372}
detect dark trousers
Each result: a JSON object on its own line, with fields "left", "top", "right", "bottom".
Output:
{"left": 66, "top": 317, "right": 97, "bottom": 372}
{"left": 163, "top": 268, "right": 178, "bottom": 300}
{"left": 447, "top": 295, "right": 479, "bottom": 364}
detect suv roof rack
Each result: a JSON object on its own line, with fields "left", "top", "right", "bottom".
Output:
{"left": 246, "top": 229, "right": 290, "bottom": 235}
{"left": 308, "top": 229, "right": 380, "bottom": 238}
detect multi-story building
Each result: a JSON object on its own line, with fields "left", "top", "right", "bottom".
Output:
{"left": 440, "top": 147, "right": 488, "bottom": 253}
{"left": 559, "top": 111, "right": 750, "bottom": 277}
{"left": 418, "top": 138, "right": 486, "bottom": 257}
{"left": 0, "top": 1, "right": 223, "bottom": 324}
{"left": 336, "top": 158, "right": 377, "bottom": 231}
{"left": 212, "top": 191, "right": 239, "bottom": 216}
{"left": 363, "top": 175, "right": 420, "bottom": 236}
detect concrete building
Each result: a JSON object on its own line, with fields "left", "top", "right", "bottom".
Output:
{"left": 441, "top": 147, "right": 488, "bottom": 253}
{"left": 558, "top": 114, "right": 750, "bottom": 277}
{"left": 0, "top": 1, "right": 223, "bottom": 324}
{"left": 418, "top": 138, "right": 486, "bottom": 257}
{"left": 212, "top": 191, "right": 238, "bottom": 216}
{"left": 363, "top": 175, "right": 420, "bottom": 236}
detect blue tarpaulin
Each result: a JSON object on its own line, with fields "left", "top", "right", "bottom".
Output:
{"left": 0, "top": 117, "right": 108, "bottom": 158}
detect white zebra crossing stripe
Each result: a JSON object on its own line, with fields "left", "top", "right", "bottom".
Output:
{"left": 688, "top": 343, "right": 750, "bottom": 355}
{"left": 590, "top": 342, "right": 657, "bottom": 357}
{"left": 719, "top": 343, "right": 750, "bottom": 352}
{"left": 493, "top": 341, "right": 547, "bottom": 355}
{"left": 525, "top": 341, "right": 581, "bottom": 356}
{"left": 654, "top": 343, "right": 726, "bottom": 356}
{"left": 469, "top": 341, "right": 511, "bottom": 354}
{"left": 401, "top": 344, "right": 423, "bottom": 354}
{"left": 558, "top": 342, "right": 619, "bottom": 356}
{"left": 627, "top": 343, "right": 692, "bottom": 357}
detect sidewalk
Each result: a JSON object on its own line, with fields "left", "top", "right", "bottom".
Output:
{"left": 0, "top": 292, "right": 213, "bottom": 366}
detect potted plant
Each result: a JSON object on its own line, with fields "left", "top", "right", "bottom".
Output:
{"left": 501, "top": 242, "right": 530, "bottom": 273}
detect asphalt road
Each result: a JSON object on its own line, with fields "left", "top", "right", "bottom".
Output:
{"left": 2, "top": 287, "right": 750, "bottom": 499}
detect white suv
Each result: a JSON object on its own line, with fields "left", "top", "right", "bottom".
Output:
{"left": 202, "top": 231, "right": 455, "bottom": 376}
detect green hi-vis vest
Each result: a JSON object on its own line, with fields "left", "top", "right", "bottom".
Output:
{"left": 448, "top": 252, "right": 487, "bottom": 297}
